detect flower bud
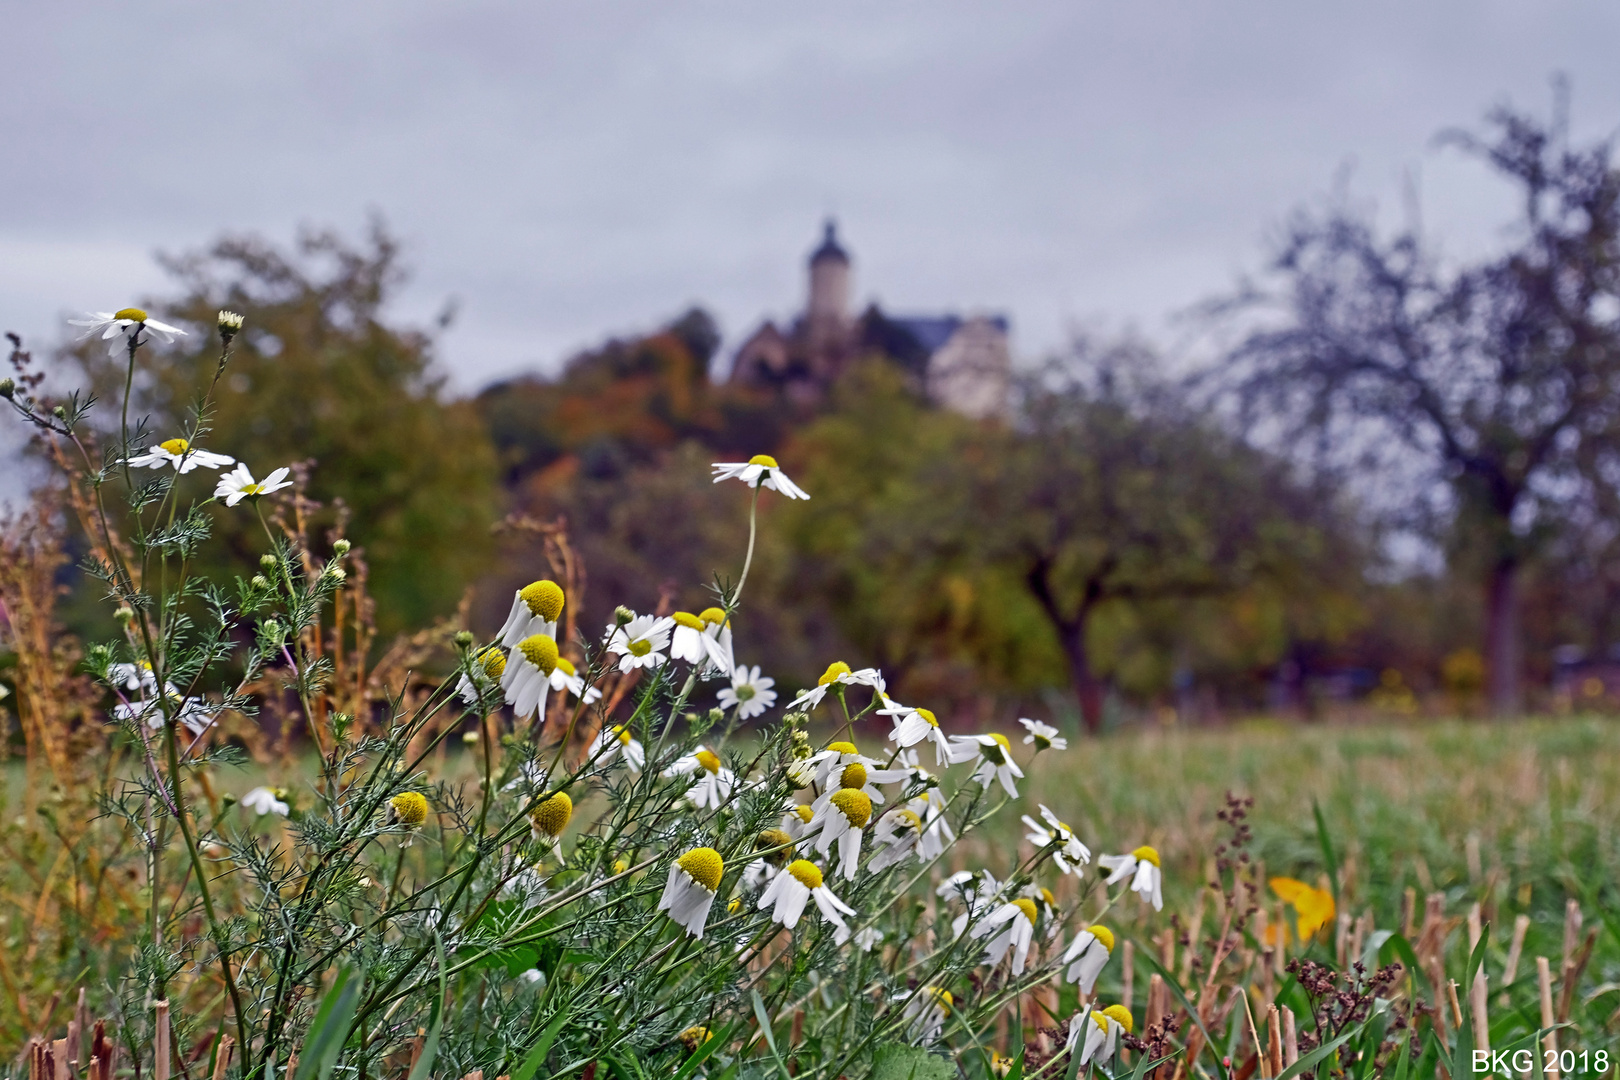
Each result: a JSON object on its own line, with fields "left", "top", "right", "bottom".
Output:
{"left": 333, "top": 538, "right": 351, "bottom": 556}
{"left": 462, "top": 730, "right": 479, "bottom": 744}
{"left": 0, "top": 378, "right": 13, "bottom": 399}
{"left": 613, "top": 605, "right": 634, "bottom": 627}
{"left": 325, "top": 566, "right": 347, "bottom": 583}
{"left": 51, "top": 405, "right": 66, "bottom": 419}
{"left": 251, "top": 574, "right": 270, "bottom": 590}
{"left": 114, "top": 605, "right": 135, "bottom": 624}
{"left": 454, "top": 630, "right": 475, "bottom": 648}
{"left": 218, "top": 310, "right": 245, "bottom": 336}
{"left": 260, "top": 554, "right": 278, "bottom": 571}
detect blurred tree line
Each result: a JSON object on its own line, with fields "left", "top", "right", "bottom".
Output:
{"left": 39, "top": 99, "right": 1620, "bottom": 728}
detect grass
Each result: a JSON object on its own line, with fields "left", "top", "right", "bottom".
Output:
{"left": 971, "top": 713, "right": 1620, "bottom": 1073}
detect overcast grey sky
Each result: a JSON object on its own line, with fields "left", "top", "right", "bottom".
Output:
{"left": 5, "top": 1, "right": 1620, "bottom": 398}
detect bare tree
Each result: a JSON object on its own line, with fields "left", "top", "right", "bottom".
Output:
{"left": 1221, "top": 95, "right": 1620, "bottom": 714}
{"left": 982, "top": 342, "right": 1358, "bottom": 731}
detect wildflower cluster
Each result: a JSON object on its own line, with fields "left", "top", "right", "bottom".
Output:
{"left": 3, "top": 307, "right": 1180, "bottom": 1078}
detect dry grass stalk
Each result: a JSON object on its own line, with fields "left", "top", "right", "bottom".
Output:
{"left": 1503, "top": 913, "right": 1531, "bottom": 986}
{"left": 1538, "top": 956, "right": 1559, "bottom": 1080}
{"left": 154, "top": 1000, "right": 171, "bottom": 1080}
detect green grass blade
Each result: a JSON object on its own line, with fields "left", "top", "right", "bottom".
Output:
{"left": 293, "top": 964, "right": 362, "bottom": 1080}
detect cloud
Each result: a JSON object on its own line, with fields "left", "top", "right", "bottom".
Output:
{"left": 3, "top": 0, "right": 1618, "bottom": 398}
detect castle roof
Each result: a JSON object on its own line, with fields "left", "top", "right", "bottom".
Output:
{"left": 809, "top": 219, "right": 849, "bottom": 265}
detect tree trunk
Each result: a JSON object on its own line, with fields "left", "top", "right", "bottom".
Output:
{"left": 1059, "top": 606, "right": 1106, "bottom": 734}
{"left": 1485, "top": 557, "right": 1522, "bottom": 717}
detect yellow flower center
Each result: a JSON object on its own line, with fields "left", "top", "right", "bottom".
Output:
{"left": 786, "top": 859, "right": 823, "bottom": 889}
{"left": 114, "top": 307, "right": 148, "bottom": 322}
{"left": 735, "top": 684, "right": 756, "bottom": 701}
{"left": 1039, "top": 887, "right": 1057, "bottom": 908}
{"left": 839, "top": 762, "right": 867, "bottom": 790}
{"left": 675, "top": 847, "right": 724, "bottom": 892}
{"left": 554, "top": 656, "right": 576, "bottom": 677}
{"left": 895, "top": 809, "right": 922, "bottom": 831}
{"left": 747, "top": 454, "right": 779, "bottom": 468}
{"left": 1088, "top": 925, "right": 1116, "bottom": 952}
{"left": 698, "top": 607, "right": 727, "bottom": 626}
{"left": 1103, "top": 1004, "right": 1134, "bottom": 1034}
{"left": 981, "top": 734, "right": 1010, "bottom": 765}
{"left": 924, "top": 986, "right": 953, "bottom": 1008}
{"left": 628, "top": 638, "right": 653, "bottom": 657}
{"left": 818, "top": 662, "right": 852, "bottom": 686}
{"left": 678, "top": 1026, "right": 711, "bottom": 1053}
{"left": 390, "top": 791, "right": 429, "bottom": 827}
{"left": 477, "top": 647, "right": 506, "bottom": 679}
{"left": 518, "top": 634, "right": 559, "bottom": 675}
{"left": 793, "top": 804, "right": 814, "bottom": 824}
{"left": 530, "top": 791, "right": 573, "bottom": 837}
{"left": 757, "top": 828, "right": 795, "bottom": 864}
{"left": 829, "top": 788, "right": 873, "bottom": 828}
{"left": 613, "top": 725, "right": 632, "bottom": 746}
{"left": 672, "top": 611, "right": 705, "bottom": 630}
{"left": 727, "top": 897, "right": 742, "bottom": 914}
{"left": 519, "top": 580, "right": 565, "bottom": 622}
{"left": 695, "top": 749, "right": 722, "bottom": 774}
{"left": 612, "top": 857, "right": 629, "bottom": 874}
{"left": 827, "top": 740, "right": 857, "bottom": 755}
{"left": 240, "top": 483, "right": 265, "bottom": 495}
{"left": 1012, "top": 898, "right": 1039, "bottom": 926}
{"left": 160, "top": 437, "right": 190, "bottom": 456}
{"left": 916, "top": 708, "right": 939, "bottom": 728}
{"left": 1131, "top": 845, "right": 1161, "bottom": 867}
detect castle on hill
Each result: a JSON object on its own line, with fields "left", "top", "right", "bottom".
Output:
{"left": 729, "top": 222, "right": 1011, "bottom": 419}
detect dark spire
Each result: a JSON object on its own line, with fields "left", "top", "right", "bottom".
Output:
{"left": 810, "top": 219, "right": 849, "bottom": 265}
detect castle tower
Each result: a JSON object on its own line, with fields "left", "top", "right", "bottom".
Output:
{"left": 806, "top": 220, "right": 851, "bottom": 369}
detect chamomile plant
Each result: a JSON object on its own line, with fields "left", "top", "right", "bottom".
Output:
{"left": 3, "top": 303, "right": 1174, "bottom": 1079}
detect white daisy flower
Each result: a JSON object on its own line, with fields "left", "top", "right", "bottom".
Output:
{"left": 1067, "top": 1006, "right": 1132, "bottom": 1067}
{"left": 670, "top": 608, "right": 734, "bottom": 674}
{"left": 853, "top": 926, "right": 884, "bottom": 953}
{"left": 915, "top": 796, "right": 956, "bottom": 862}
{"left": 502, "top": 761, "right": 549, "bottom": 797}
{"left": 1099, "top": 845, "right": 1164, "bottom": 910}
{"left": 657, "top": 847, "right": 724, "bottom": 939}
{"left": 241, "top": 786, "right": 289, "bottom": 816}
{"left": 498, "top": 580, "right": 564, "bottom": 648}
{"left": 786, "top": 661, "right": 883, "bottom": 712}
{"left": 718, "top": 664, "right": 777, "bottom": 720}
{"left": 973, "top": 898, "right": 1039, "bottom": 975}
{"left": 501, "top": 634, "right": 559, "bottom": 720}
{"left": 213, "top": 463, "right": 293, "bottom": 506}
{"left": 938, "top": 869, "right": 1001, "bottom": 938}
{"left": 880, "top": 699, "right": 953, "bottom": 765}
{"left": 664, "top": 745, "right": 735, "bottom": 810}
{"left": 70, "top": 308, "right": 187, "bottom": 357}
{"left": 125, "top": 437, "right": 234, "bottom": 473}
{"left": 807, "top": 787, "right": 873, "bottom": 880}
{"left": 865, "top": 806, "right": 924, "bottom": 872}
{"left": 604, "top": 613, "right": 674, "bottom": 673}
{"left": 758, "top": 859, "right": 853, "bottom": 943}
{"left": 1021, "top": 804, "right": 1091, "bottom": 875}
{"left": 710, "top": 453, "right": 810, "bottom": 500}
{"left": 809, "top": 756, "right": 910, "bottom": 815}
{"left": 1062, "top": 924, "right": 1116, "bottom": 994}
{"left": 899, "top": 986, "right": 953, "bottom": 1043}
{"left": 109, "top": 661, "right": 156, "bottom": 693}
{"left": 742, "top": 859, "right": 778, "bottom": 891}
{"left": 588, "top": 724, "right": 645, "bottom": 772}
{"left": 781, "top": 803, "right": 816, "bottom": 840}
{"left": 1019, "top": 717, "right": 1067, "bottom": 751}
{"left": 549, "top": 656, "right": 602, "bottom": 705}
{"left": 948, "top": 733, "right": 1024, "bottom": 798}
